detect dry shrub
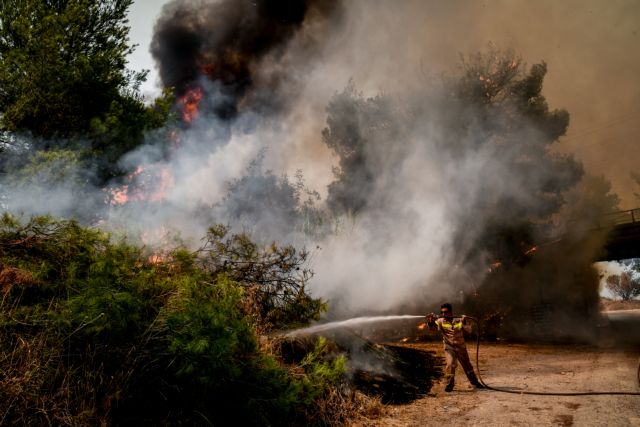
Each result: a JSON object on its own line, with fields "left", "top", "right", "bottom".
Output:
{"left": 0, "top": 215, "right": 350, "bottom": 425}
{"left": 0, "top": 332, "right": 109, "bottom": 426}
{"left": 305, "top": 387, "right": 386, "bottom": 426}
{"left": 268, "top": 334, "right": 387, "bottom": 426}
{"left": 0, "top": 264, "right": 35, "bottom": 296}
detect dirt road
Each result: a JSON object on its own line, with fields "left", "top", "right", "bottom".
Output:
{"left": 354, "top": 342, "right": 640, "bottom": 426}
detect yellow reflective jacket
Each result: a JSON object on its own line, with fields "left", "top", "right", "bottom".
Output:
{"left": 430, "top": 317, "right": 472, "bottom": 349}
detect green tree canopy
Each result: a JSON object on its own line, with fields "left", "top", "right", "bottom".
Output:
{"left": 0, "top": 0, "right": 138, "bottom": 136}
{"left": 0, "top": 0, "right": 172, "bottom": 180}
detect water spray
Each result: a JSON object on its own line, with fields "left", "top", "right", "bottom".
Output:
{"left": 287, "top": 313, "right": 640, "bottom": 396}
{"left": 286, "top": 315, "right": 425, "bottom": 337}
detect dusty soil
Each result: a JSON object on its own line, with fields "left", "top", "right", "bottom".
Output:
{"left": 352, "top": 341, "right": 640, "bottom": 426}
{"left": 600, "top": 298, "right": 640, "bottom": 312}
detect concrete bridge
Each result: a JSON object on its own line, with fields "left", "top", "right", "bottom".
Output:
{"left": 593, "top": 208, "right": 640, "bottom": 261}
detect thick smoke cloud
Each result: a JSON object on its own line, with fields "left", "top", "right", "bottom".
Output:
{"left": 309, "top": 59, "right": 594, "bottom": 320}
{"left": 0, "top": 137, "right": 104, "bottom": 221}
{"left": 151, "top": 0, "right": 342, "bottom": 118}
{"left": 292, "top": 0, "right": 640, "bottom": 207}
{"left": 1, "top": 0, "right": 621, "bottom": 338}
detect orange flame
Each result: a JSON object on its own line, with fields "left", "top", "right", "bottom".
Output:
{"left": 106, "top": 165, "right": 173, "bottom": 206}
{"left": 178, "top": 86, "right": 203, "bottom": 124}
{"left": 148, "top": 254, "right": 167, "bottom": 264}
{"left": 143, "top": 227, "right": 174, "bottom": 265}
{"left": 107, "top": 166, "right": 144, "bottom": 205}
{"left": 109, "top": 185, "right": 130, "bottom": 205}
{"left": 417, "top": 323, "right": 427, "bottom": 330}
{"left": 487, "top": 261, "right": 502, "bottom": 273}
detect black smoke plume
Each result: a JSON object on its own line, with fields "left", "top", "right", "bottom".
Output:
{"left": 151, "top": 0, "right": 341, "bottom": 119}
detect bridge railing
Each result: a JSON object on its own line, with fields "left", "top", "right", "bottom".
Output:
{"left": 564, "top": 208, "right": 640, "bottom": 232}
{"left": 598, "top": 208, "right": 640, "bottom": 226}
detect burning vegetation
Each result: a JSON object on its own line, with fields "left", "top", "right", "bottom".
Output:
{"left": 0, "top": 0, "right": 631, "bottom": 425}
{"left": 151, "top": 0, "right": 343, "bottom": 119}
{"left": 106, "top": 164, "right": 174, "bottom": 206}
{"left": 0, "top": 214, "right": 359, "bottom": 425}
{"left": 177, "top": 85, "right": 204, "bottom": 124}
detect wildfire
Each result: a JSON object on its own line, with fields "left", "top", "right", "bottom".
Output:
{"left": 142, "top": 228, "right": 175, "bottom": 266}
{"left": 107, "top": 166, "right": 144, "bottom": 205}
{"left": 148, "top": 254, "right": 167, "bottom": 264}
{"left": 417, "top": 323, "right": 427, "bottom": 330}
{"left": 146, "top": 251, "right": 177, "bottom": 268}
{"left": 148, "top": 167, "right": 174, "bottom": 202}
{"left": 178, "top": 86, "right": 203, "bottom": 124}
{"left": 487, "top": 261, "right": 502, "bottom": 273}
{"left": 106, "top": 81, "right": 204, "bottom": 207}
{"left": 109, "top": 185, "right": 130, "bottom": 205}
{"left": 106, "top": 165, "right": 174, "bottom": 206}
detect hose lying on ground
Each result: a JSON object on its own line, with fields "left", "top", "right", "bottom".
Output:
{"left": 469, "top": 316, "right": 640, "bottom": 396}
{"left": 444, "top": 316, "right": 640, "bottom": 396}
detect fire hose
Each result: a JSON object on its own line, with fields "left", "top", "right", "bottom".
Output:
{"left": 429, "top": 315, "right": 640, "bottom": 396}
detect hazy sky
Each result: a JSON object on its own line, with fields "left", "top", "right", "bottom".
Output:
{"left": 127, "top": 0, "right": 168, "bottom": 96}
{"left": 126, "top": 0, "right": 640, "bottom": 208}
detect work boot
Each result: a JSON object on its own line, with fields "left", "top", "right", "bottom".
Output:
{"left": 444, "top": 378, "right": 456, "bottom": 393}
{"left": 471, "top": 381, "right": 485, "bottom": 389}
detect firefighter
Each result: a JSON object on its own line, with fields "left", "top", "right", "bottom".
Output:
{"left": 426, "top": 303, "right": 484, "bottom": 392}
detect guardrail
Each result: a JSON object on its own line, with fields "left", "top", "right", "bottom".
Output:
{"left": 566, "top": 208, "right": 640, "bottom": 232}
{"left": 599, "top": 208, "right": 640, "bottom": 226}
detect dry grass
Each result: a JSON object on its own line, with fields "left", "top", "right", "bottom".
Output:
{"left": 304, "top": 387, "right": 387, "bottom": 426}
{"left": 0, "top": 332, "right": 108, "bottom": 426}
{"left": 267, "top": 334, "right": 387, "bottom": 426}
{"left": 0, "top": 264, "right": 35, "bottom": 296}
{"left": 346, "top": 391, "right": 388, "bottom": 424}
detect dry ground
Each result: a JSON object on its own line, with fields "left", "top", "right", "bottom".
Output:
{"left": 352, "top": 341, "right": 640, "bottom": 426}
{"left": 600, "top": 298, "right": 640, "bottom": 312}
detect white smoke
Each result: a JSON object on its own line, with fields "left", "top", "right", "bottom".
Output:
{"left": 1, "top": 0, "right": 606, "bottom": 323}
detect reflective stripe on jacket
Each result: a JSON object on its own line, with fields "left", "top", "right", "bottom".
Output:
{"left": 433, "top": 317, "right": 471, "bottom": 349}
